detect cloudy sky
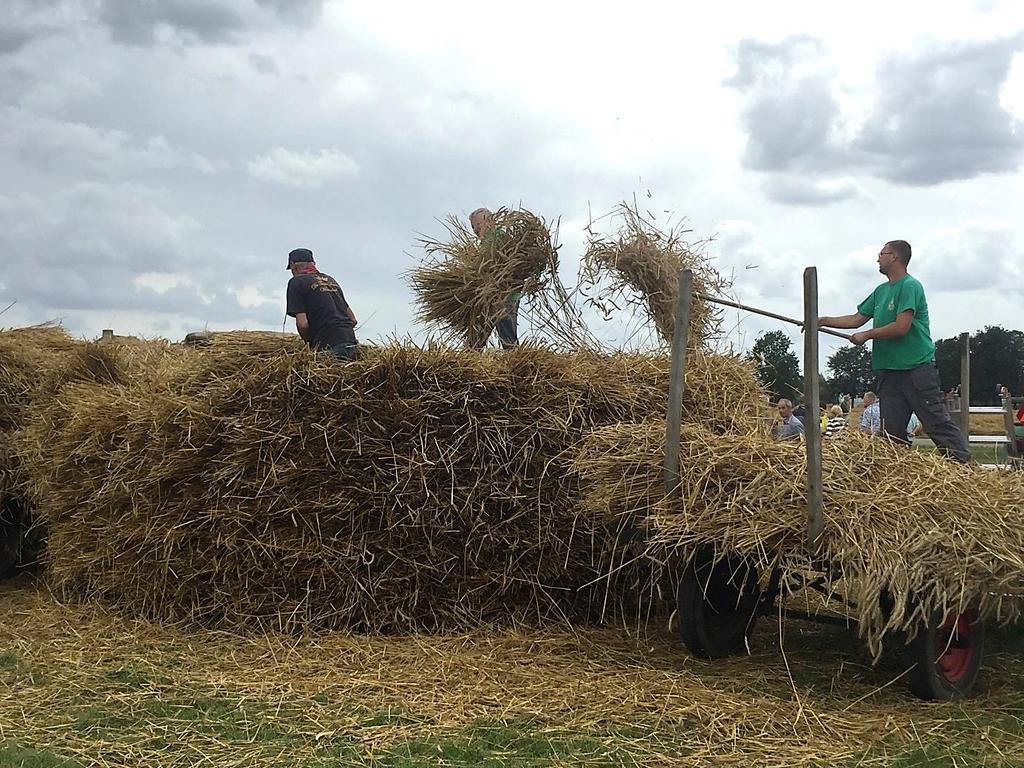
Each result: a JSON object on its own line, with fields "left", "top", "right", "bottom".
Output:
{"left": 1, "top": 0, "right": 1023, "bottom": 366}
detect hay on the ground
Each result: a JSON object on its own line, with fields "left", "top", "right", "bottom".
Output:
{"left": 410, "top": 208, "right": 559, "bottom": 348}
{"left": 581, "top": 202, "right": 730, "bottom": 347}
{"left": 574, "top": 421, "right": 1024, "bottom": 656}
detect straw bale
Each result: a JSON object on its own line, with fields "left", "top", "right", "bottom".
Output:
{"left": 20, "top": 343, "right": 761, "bottom": 633}
{"left": 574, "top": 421, "right": 1024, "bottom": 656}
{"left": 0, "top": 325, "right": 83, "bottom": 432}
{"left": 581, "top": 202, "right": 730, "bottom": 347}
{"left": 186, "top": 330, "right": 305, "bottom": 356}
{"left": 410, "top": 209, "right": 558, "bottom": 347}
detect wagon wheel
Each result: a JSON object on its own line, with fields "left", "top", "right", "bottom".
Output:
{"left": 0, "top": 497, "right": 25, "bottom": 578}
{"left": 907, "top": 606, "right": 985, "bottom": 700}
{"left": 676, "top": 548, "right": 760, "bottom": 659}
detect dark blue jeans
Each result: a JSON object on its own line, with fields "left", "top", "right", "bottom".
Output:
{"left": 495, "top": 295, "right": 520, "bottom": 349}
{"left": 328, "top": 342, "right": 357, "bottom": 361}
{"left": 323, "top": 327, "right": 358, "bottom": 361}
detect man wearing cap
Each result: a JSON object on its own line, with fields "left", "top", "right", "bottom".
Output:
{"left": 285, "top": 248, "right": 359, "bottom": 361}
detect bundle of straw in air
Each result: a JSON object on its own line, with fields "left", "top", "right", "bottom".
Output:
{"left": 411, "top": 208, "right": 558, "bottom": 348}
{"left": 581, "top": 202, "right": 731, "bottom": 347}
{"left": 574, "top": 421, "right": 1024, "bottom": 657}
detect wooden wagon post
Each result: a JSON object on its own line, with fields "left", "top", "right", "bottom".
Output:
{"left": 664, "top": 269, "right": 694, "bottom": 498}
{"left": 1003, "top": 396, "right": 1018, "bottom": 459}
{"left": 959, "top": 332, "right": 971, "bottom": 438}
{"left": 803, "top": 268, "right": 824, "bottom": 557}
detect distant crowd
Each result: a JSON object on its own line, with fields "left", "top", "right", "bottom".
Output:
{"left": 771, "top": 384, "right": 1024, "bottom": 449}
{"left": 770, "top": 391, "right": 919, "bottom": 444}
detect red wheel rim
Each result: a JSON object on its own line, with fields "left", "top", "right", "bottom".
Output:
{"left": 935, "top": 610, "right": 978, "bottom": 683}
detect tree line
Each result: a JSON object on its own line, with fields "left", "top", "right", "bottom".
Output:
{"left": 749, "top": 326, "right": 1024, "bottom": 405}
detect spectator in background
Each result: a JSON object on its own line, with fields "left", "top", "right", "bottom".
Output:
{"left": 907, "top": 412, "right": 923, "bottom": 442}
{"left": 824, "top": 405, "right": 848, "bottom": 439}
{"left": 772, "top": 398, "right": 804, "bottom": 441}
{"left": 841, "top": 394, "right": 852, "bottom": 415}
{"left": 859, "top": 391, "right": 881, "bottom": 435}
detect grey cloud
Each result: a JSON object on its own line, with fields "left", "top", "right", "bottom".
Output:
{"left": 761, "top": 175, "right": 863, "bottom": 206}
{"left": 0, "top": 0, "right": 75, "bottom": 55}
{"left": 98, "top": 0, "right": 248, "bottom": 45}
{"left": 0, "top": 27, "right": 35, "bottom": 55}
{"left": 729, "top": 34, "right": 1024, "bottom": 203}
{"left": 254, "top": 0, "right": 324, "bottom": 25}
{"left": 727, "top": 36, "right": 841, "bottom": 174}
{"left": 915, "top": 227, "right": 1023, "bottom": 293}
{"left": 249, "top": 52, "right": 278, "bottom": 75}
{"left": 853, "top": 36, "right": 1024, "bottom": 185}
{"left": 0, "top": 182, "right": 285, "bottom": 331}
{"left": 0, "top": 108, "right": 217, "bottom": 177}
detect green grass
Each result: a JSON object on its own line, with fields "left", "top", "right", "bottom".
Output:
{"left": 0, "top": 743, "right": 82, "bottom": 768}
{"left": 380, "top": 724, "right": 651, "bottom": 768}
{"left": 913, "top": 440, "right": 1003, "bottom": 464}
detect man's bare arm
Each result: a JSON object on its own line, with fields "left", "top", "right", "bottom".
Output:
{"left": 295, "top": 312, "right": 310, "bottom": 341}
{"left": 850, "top": 310, "right": 913, "bottom": 345}
{"left": 818, "top": 312, "right": 870, "bottom": 330}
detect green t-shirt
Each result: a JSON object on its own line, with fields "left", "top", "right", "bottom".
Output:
{"left": 856, "top": 274, "right": 935, "bottom": 371}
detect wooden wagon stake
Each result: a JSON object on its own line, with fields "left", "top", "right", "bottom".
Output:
{"left": 664, "top": 269, "right": 693, "bottom": 498}
{"left": 803, "top": 267, "right": 824, "bottom": 557}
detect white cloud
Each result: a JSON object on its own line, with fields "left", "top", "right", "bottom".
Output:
{"left": 133, "top": 272, "right": 195, "bottom": 294}
{"left": 231, "top": 284, "right": 278, "bottom": 308}
{"left": 244, "top": 147, "right": 360, "bottom": 188}
{"left": 324, "top": 72, "right": 374, "bottom": 107}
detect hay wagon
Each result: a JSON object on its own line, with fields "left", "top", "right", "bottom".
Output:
{"left": 660, "top": 269, "right": 1018, "bottom": 701}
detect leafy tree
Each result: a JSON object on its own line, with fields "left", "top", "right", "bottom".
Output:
{"left": 971, "top": 326, "right": 1024, "bottom": 404}
{"left": 934, "top": 326, "right": 1024, "bottom": 404}
{"left": 825, "top": 345, "right": 874, "bottom": 399}
{"left": 818, "top": 373, "right": 835, "bottom": 406}
{"left": 934, "top": 336, "right": 961, "bottom": 393}
{"left": 748, "top": 330, "right": 802, "bottom": 402}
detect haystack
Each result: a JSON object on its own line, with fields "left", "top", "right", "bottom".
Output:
{"left": 20, "top": 340, "right": 763, "bottom": 632}
{"left": 581, "top": 202, "right": 731, "bottom": 347}
{"left": 410, "top": 209, "right": 558, "bottom": 348}
{"left": 574, "top": 421, "right": 1024, "bottom": 656}
{"left": 1, "top": 326, "right": 88, "bottom": 501}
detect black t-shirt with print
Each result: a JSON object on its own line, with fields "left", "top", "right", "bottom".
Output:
{"left": 286, "top": 272, "right": 356, "bottom": 350}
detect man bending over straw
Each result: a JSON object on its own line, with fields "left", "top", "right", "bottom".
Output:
{"left": 285, "top": 248, "right": 359, "bottom": 361}
{"left": 819, "top": 240, "right": 969, "bottom": 462}
{"left": 470, "top": 207, "right": 520, "bottom": 349}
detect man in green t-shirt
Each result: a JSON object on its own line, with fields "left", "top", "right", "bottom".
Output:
{"left": 819, "top": 240, "right": 969, "bottom": 462}
{"left": 470, "top": 207, "right": 521, "bottom": 349}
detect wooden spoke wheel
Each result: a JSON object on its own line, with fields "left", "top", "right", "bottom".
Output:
{"left": 676, "top": 549, "right": 760, "bottom": 659}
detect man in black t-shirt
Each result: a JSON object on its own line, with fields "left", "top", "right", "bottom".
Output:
{"left": 285, "top": 248, "right": 358, "bottom": 360}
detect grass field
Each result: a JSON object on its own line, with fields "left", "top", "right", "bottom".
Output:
{"left": 2, "top": 577, "right": 1023, "bottom": 767}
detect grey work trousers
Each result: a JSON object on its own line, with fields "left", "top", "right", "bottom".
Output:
{"left": 877, "top": 362, "right": 970, "bottom": 463}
